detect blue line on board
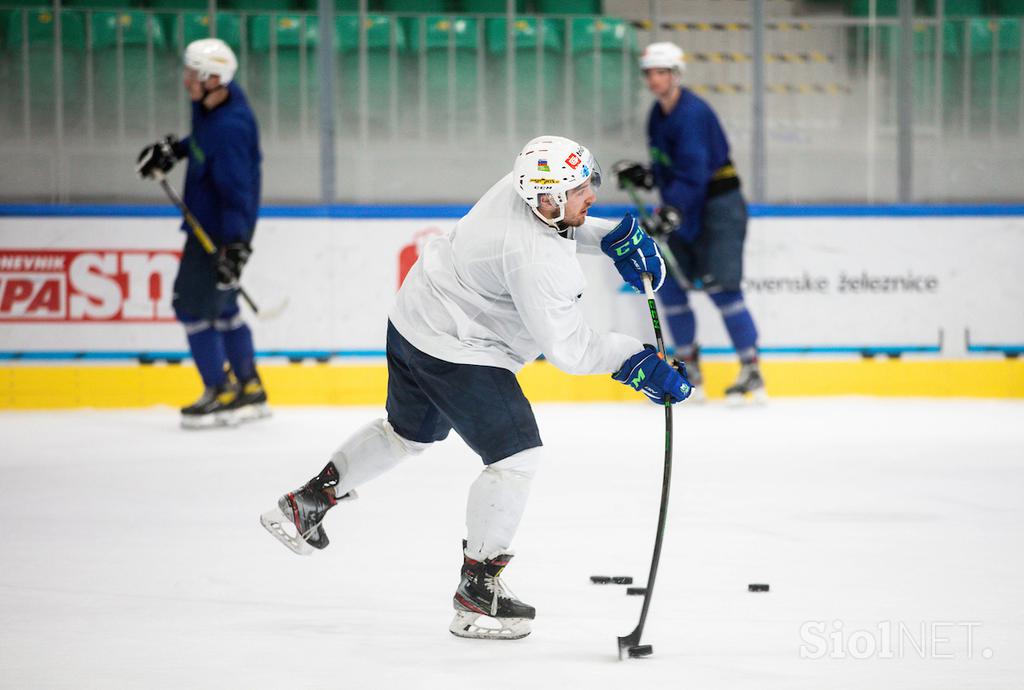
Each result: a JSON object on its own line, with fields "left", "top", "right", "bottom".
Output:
{"left": 3, "top": 203, "right": 1024, "bottom": 219}
{"left": 0, "top": 345, "right": 957, "bottom": 361}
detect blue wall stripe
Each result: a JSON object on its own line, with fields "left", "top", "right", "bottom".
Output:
{"left": 0, "top": 345, "right": 962, "bottom": 361}
{"left": 3, "top": 203, "right": 1024, "bottom": 219}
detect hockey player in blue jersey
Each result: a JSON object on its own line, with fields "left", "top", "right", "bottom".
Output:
{"left": 136, "top": 38, "right": 268, "bottom": 428}
{"left": 614, "top": 41, "right": 766, "bottom": 402}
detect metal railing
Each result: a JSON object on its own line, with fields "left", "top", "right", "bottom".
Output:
{"left": 0, "top": 3, "right": 1021, "bottom": 204}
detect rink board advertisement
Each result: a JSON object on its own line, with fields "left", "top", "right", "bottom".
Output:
{"left": 1, "top": 213, "right": 1022, "bottom": 357}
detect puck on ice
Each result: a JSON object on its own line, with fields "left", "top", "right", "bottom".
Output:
{"left": 626, "top": 587, "right": 647, "bottom": 596}
{"left": 748, "top": 583, "right": 770, "bottom": 592}
{"left": 628, "top": 644, "right": 653, "bottom": 658}
{"left": 590, "top": 575, "right": 612, "bottom": 584}
{"left": 612, "top": 576, "right": 633, "bottom": 585}
{"left": 590, "top": 575, "right": 634, "bottom": 585}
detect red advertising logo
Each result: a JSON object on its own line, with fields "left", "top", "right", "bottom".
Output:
{"left": 397, "top": 228, "right": 444, "bottom": 289}
{"left": 0, "top": 249, "right": 180, "bottom": 322}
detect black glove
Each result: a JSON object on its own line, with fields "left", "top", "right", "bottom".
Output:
{"left": 215, "top": 242, "right": 251, "bottom": 290}
{"left": 640, "top": 205, "right": 683, "bottom": 238}
{"left": 611, "top": 160, "right": 654, "bottom": 191}
{"left": 136, "top": 135, "right": 183, "bottom": 179}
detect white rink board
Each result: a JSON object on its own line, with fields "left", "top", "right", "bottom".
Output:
{"left": 1, "top": 214, "right": 1022, "bottom": 355}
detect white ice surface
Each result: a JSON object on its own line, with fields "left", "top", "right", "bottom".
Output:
{"left": 1, "top": 399, "right": 1022, "bottom": 690}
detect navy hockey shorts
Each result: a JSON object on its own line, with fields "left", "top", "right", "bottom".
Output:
{"left": 172, "top": 234, "right": 239, "bottom": 322}
{"left": 384, "top": 321, "right": 543, "bottom": 465}
{"left": 667, "top": 188, "right": 749, "bottom": 292}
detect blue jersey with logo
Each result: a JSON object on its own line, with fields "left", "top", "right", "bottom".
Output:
{"left": 647, "top": 89, "right": 733, "bottom": 243}
{"left": 179, "top": 82, "right": 262, "bottom": 245}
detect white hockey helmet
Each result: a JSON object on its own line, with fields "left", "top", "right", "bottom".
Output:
{"left": 184, "top": 38, "right": 237, "bottom": 85}
{"left": 513, "top": 135, "right": 602, "bottom": 226}
{"left": 640, "top": 41, "right": 686, "bottom": 73}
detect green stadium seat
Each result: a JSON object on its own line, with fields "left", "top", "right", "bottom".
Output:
{"left": 90, "top": 11, "right": 167, "bottom": 50}
{"left": 335, "top": 13, "right": 403, "bottom": 50}
{"left": 992, "top": 0, "right": 1024, "bottom": 14}
{"left": 331, "top": 15, "right": 406, "bottom": 137}
{"left": 920, "top": 0, "right": 985, "bottom": 15}
{"left": 248, "top": 13, "right": 318, "bottom": 51}
{"left": 59, "top": 0, "right": 143, "bottom": 7}
{"left": 162, "top": 12, "right": 243, "bottom": 52}
{"left": 6, "top": 8, "right": 87, "bottom": 49}
{"left": 403, "top": 15, "right": 481, "bottom": 136}
{"left": 484, "top": 17, "right": 563, "bottom": 137}
{"left": 569, "top": 17, "right": 638, "bottom": 135}
{"left": 535, "top": 0, "right": 601, "bottom": 14}
{"left": 87, "top": 12, "right": 172, "bottom": 140}
{"left": 245, "top": 14, "right": 318, "bottom": 139}
{"left": 966, "top": 17, "right": 1021, "bottom": 133}
{"left": 379, "top": 0, "right": 454, "bottom": 11}
{"left": 222, "top": 0, "right": 296, "bottom": 10}
{"left": 2, "top": 10, "right": 87, "bottom": 139}
{"left": 459, "top": 0, "right": 527, "bottom": 12}
{"left": 147, "top": 0, "right": 211, "bottom": 9}
{"left": 847, "top": 0, "right": 898, "bottom": 16}
{"left": 295, "top": 0, "right": 359, "bottom": 10}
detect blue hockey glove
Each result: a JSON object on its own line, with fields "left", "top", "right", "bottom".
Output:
{"left": 600, "top": 213, "right": 665, "bottom": 293}
{"left": 613, "top": 346, "right": 692, "bottom": 405}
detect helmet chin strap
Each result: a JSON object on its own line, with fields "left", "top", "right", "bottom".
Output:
{"left": 529, "top": 204, "right": 575, "bottom": 239}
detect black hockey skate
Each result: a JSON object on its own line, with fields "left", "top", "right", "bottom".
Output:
{"left": 725, "top": 362, "right": 768, "bottom": 404}
{"left": 180, "top": 383, "right": 237, "bottom": 429}
{"left": 228, "top": 376, "right": 271, "bottom": 424}
{"left": 678, "top": 344, "right": 706, "bottom": 403}
{"left": 450, "top": 551, "right": 535, "bottom": 640}
{"left": 260, "top": 461, "right": 357, "bottom": 555}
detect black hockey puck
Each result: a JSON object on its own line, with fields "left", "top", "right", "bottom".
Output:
{"left": 611, "top": 576, "right": 634, "bottom": 585}
{"left": 626, "top": 587, "right": 647, "bottom": 596}
{"left": 590, "top": 575, "right": 612, "bottom": 584}
{"left": 748, "top": 583, "right": 770, "bottom": 592}
{"left": 628, "top": 644, "right": 653, "bottom": 658}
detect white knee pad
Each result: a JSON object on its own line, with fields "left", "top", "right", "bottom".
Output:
{"left": 330, "top": 419, "right": 430, "bottom": 497}
{"left": 465, "top": 447, "right": 542, "bottom": 560}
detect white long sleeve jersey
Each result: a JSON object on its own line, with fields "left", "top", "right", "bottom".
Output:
{"left": 388, "top": 174, "right": 643, "bottom": 375}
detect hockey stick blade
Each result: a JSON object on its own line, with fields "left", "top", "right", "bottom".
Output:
{"left": 251, "top": 295, "right": 290, "bottom": 322}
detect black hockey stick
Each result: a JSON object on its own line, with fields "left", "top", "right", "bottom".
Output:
{"left": 617, "top": 271, "right": 673, "bottom": 660}
{"left": 620, "top": 181, "right": 691, "bottom": 289}
{"left": 153, "top": 171, "right": 286, "bottom": 319}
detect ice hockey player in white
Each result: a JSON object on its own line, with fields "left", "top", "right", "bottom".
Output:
{"left": 260, "top": 135, "right": 692, "bottom": 640}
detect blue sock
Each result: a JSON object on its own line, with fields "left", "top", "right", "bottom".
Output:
{"left": 182, "top": 318, "right": 228, "bottom": 388}
{"left": 658, "top": 273, "right": 696, "bottom": 354}
{"left": 217, "top": 308, "right": 257, "bottom": 383}
{"left": 710, "top": 290, "right": 759, "bottom": 363}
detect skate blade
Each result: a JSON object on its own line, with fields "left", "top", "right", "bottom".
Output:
{"left": 180, "top": 410, "right": 238, "bottom": 430}
{"left": 449, "top": 611, "right": 531, "bottom": 640}
{"left": 726, "top": 388, "right": 769, "bottom": 407}
{"left": 234, "top": 403, "right": 272, "bottom": 424}
{"left": 259, "top": 506, "right": 314, "bottom": 556}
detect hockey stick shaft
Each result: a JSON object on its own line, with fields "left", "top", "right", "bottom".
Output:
{"left": 620, "top": 181, "right": 690, "bottom": 290}
{"left": 153, "top": 172, "right": 261, "bottom": 315}
{"left": 617, "top": 272, "right": 674, "bottom": 659}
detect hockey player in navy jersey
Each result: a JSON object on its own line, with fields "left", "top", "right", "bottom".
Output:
{"left": 136, "top": 38, "right": 268, "bottom": 428}
{"left": 261, "top": 136, "right": 691, "bottom": 640}
{"left": 614, "top": 41, "right": 766, "bottom": 403}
